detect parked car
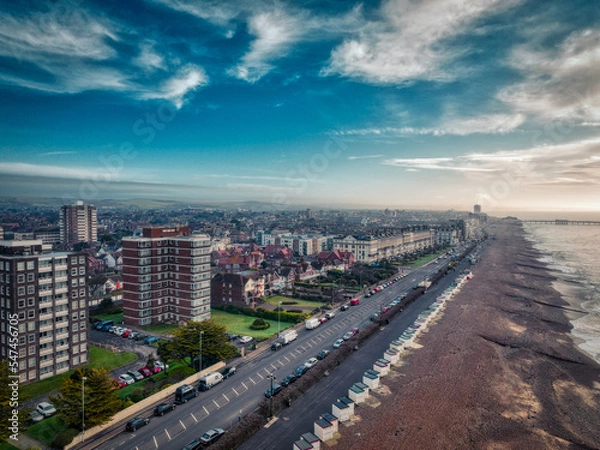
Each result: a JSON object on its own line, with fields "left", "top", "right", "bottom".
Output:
{"left": 145, "top": 336, "right": 159, "bottom": 345}
{"left": 317, "top": 349, "right": 330, "bottom": 360}
{"left": 370, "top": 312, "right": 381, "bottom": 322}
{"left": 264, "top": 383, "right": 282, "bottom": 398}
{"left": 138, "top": 367, "right": 153, "bottom": 378}
{"left": 226, "top": 333, "right": 239, "bottom": 341}
{"left": 304, "top": 357, "right": 318, "bottom": 369}
{"left": 239, "top": 335, "right": 253, "bottom": 344}
{"left": 333, "top": 338, "right": 344, "bottom": 348}
{"left": 154, "top": 403, "right": 176, "bottom": 416}
{"left": 29, "top": 410, "right": 45, "bottom": 424}
{"left": 119, "top": 373, "right": 135, "bottom": 385}
{"left": 294, "top": 365, "right": 308, "bottom": 377}
{"left": 36, "top": 402, "right": 56, "bottom": 418}
{"left": 325, "top": 312, "right": 335, "bottom": 319}
{"left": 340, "top": 305, "right": 349, "bottom": 311}
{"left": 220, "top": 366, "right": 236, "bottom": 379}
{"left": 125, "top": 417, "right": 149, "bottom": 431}
{"left": 127, "top": 371, "right": 144, "bottom": 382}
{"left": 199, "top": 427, "right": 225, "bottom": 445}
{"left": 351, "top": 327, "right": 359, "bottom": 336}
{"left": 154, "top": 361, "right": 168, "bottom": 371}
{"left": 319, "top": 317, "right": 328, "bottom": 324}
{"left": 342, "top": 331, "right": 354, "bottom": 341}
{"left": 181, "top": 439, "right": 203, "bottom": 450}
{"left": 280, "top": 373, "right": 297, "bottom": 387}
{"left": 121, "top": 329, "right": 132, "bottom": 338}
{"left": 114, "top": 378, "right": 128, "bottom": 389}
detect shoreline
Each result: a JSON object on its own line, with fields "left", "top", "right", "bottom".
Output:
{"left": 337, "top": 220, "right": 600, "bottom": 449}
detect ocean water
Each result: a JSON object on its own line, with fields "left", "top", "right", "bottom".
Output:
{"left": 523, "top": 223, "right": 600, "bottom": 364}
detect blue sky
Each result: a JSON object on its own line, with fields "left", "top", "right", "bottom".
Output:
{"left": 0, "top": 0, "right": 599, "bottom": 214}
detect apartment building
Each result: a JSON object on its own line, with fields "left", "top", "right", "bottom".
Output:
{"left": 0, "top": 240, "right": 89, "bottom": 384}
{"left": 60, "top": 201, "right": 98, "bottom": 246}
{"left": 122, "top": 227, "right": 211, "bottom": 326}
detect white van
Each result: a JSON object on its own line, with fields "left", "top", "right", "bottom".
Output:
{"left": 199, "top": 371, "right": 223, "bottom": 391}
{"left": 305, "top": 318, "right": 320, "bottom": 330}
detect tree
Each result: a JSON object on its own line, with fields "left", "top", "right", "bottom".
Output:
{"left": 158, "top": 320, "right": 238, "bottom": 370}
{"left": 50, "top": 368, "right": 122, "bottom": 429}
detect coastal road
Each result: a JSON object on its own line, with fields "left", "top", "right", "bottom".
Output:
{"left": 87, "top": 256, "right": 460, "bottom": 450}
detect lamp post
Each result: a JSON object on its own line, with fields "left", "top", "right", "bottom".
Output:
{"left": 267, "top": 372, "right": 276, "bottom": 418}
{"left": 81, "top": 376, "right": 86, "bottom": 442}
{"left": 277, "top": 301, "right": 281, "bottom": 337}
{"left": 198, "top": 330, "right": 204, "bottom": 373}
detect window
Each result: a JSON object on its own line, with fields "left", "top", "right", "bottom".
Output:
{"left": 79, "top": 288, "right": 85, "bottom": 297}
{"left": 17, "top": 274, "right": 25, "bottom": 283}
{"left": 72, "top": 323, "right": 79, "bottom": 331}
{"left": 79, "top": 267, "right": 85, "bottom": 275}
{"left": 28, "top": 322, "right": 35, "bottom": 331}
{"left": 71, "top": 268, "right": 78, "bottom": 276}
{"left": 17, "top": 262, "right": 25, "bottom": 271}
{"left": 72, "top": 334, "right": 78, "bottom": 343}
{"left": 29, "top": 346, "right": 36, "bottom": 355}
{"left": 28, "top": 310, "right": 35, "bottom": 319}
{"left": 27, "top": 273, "right": 34, "bottom": 282}
{"left": 71, "top": 257, "right": 77, "bottom": 265}
{"left": 29, "top": 358, "right": 36, "bottom": 367}
{"left": 79, "top": 278, "right": 85, "bottom": 286}
{"left": 27, "top": 285, "right": 35, "bottom": 294}
{"left": 79, "top": 256, "right": 85, "bottom": 264}
{"left": 28, "top": 297, "right": 34, "bottom": 306}
{"left": 18, "top": 299, "right": 25, "bottom": 308}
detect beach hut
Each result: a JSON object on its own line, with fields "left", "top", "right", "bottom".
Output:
{"left": 314, "top": 418, "right": 335, "bottom": 442}
{"left": 339, "top": 396, "right": 355, "bottom": 415}
{"left": 293, "top": 438, "right": 314, "bottom": 450}
{"left": 348, "top": 382, "right": 369, "bottom": 403}
{"left": 390, "top": 339, "right": 403, "bottom": 351}
{"left": 292, "top": 432, "right": 321, "bottom": 450}
{"left": 363, "top": 370, "right": 380, "bottom": 388}
{"left": 373, "top": 358, "right": 390, "bottom": 376}
{"left": 384, "top": 348, "right": 400, "bottom": 365}
{"left": 332, "top": 400, "right": 351, "bottom": 422}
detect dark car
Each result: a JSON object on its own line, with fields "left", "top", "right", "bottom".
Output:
{"left": 264, "top": 383, "right": 282, "bottom": 398}
{"left": 144, "top": 336, "right": 159, "bottom": 344}
{"left": 271, "top": 342, "right": 282, "bottom": 351}
{"left": 199, "top": 427, "right": 225, "bottom": 445}
{"left": 294, "top": 365, "right": 308, "bottom": 377}
{"left": 280, "top": 373, "right": 297, "bottom": 387}
{"left": 340, "top": 305, "right": 349, "bottom": 311}
{"left": 181, "top": 439, "right": 202, "bottom": 450}
{"left": 153, "top": 403, "right": 176, "bottom": 416}
{"left": 316, "top": 349, "right": 330, "bottom": 360}
{"left": 220, "top": 366, "right": 236, "bottom": 379}
{"left": 125, "top": 417, "right": 149, "bottom": 431}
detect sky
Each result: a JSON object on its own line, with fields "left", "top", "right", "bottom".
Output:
{"left": 0, "top": 0, "right": 599, "bottom": 214}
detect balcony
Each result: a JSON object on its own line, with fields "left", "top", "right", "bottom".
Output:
{"left": 55, "top": 286, "right": 68, "bottom": 295}
{"left": 55, "top": 298, "right": 69, "bottom": 306}
{"left": 56, "top": 343, "right": 69, "bottom": 352}
{"left": 39, "top": 288, "right": 53, "bottom": 297}
{"left": 56, "top": 331, "right": 69, "bottom": 340}
{"left": 40, "top": 359, "right": 54, "bottom": 368}
{"left": 38, "top": 277, "right": 53, "bottom": 286}
{"left": 55, "top": 275, "right": 68, "bottom": 283}
{"left": 38, "top": 264, "right": 52, "bottom": 273}
{"left": 56, "top": 355, "right": 69, "bottom": 363}
{"left": 39, "top": 336, "right": 53, "bottom": 345}
{"left": 39, "top": 312, "right": 53, "bottom": 321}
{"left": 54, "top": 264, "right": 68, "bottom": 271}
{"left": 56, "top": 366, "right": 70, "bottom": 375}
{"left": 40, "top": 347, "right": 54, "bottom": 356}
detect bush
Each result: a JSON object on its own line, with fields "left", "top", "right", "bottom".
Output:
{"left": 51, "top": 428, "right": 79, "bottom": 449}
{"left": 250, "top": 318, "right": 270, "bottom": 330}
{"left": 128, "top": 387, "right": 145, "bottom": 403}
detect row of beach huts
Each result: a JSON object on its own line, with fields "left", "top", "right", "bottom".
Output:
{"left": 292, "top": 271, "right": 474, "bottom": 450}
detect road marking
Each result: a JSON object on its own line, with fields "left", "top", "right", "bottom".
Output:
{"left": 191, "top": 413, "right": 198, "bottom": 422}
{"left": 257, "top": 372, "right": 264, "bottom": 379}
{"left": 213, "top": 399, "right": 220, "bottom": 408}
{"left": 180, "top": 419, "right": 186, "bottom": 430}
{"left": 153, "top": 436, "right": 158, "bottom": 449}
{"left": 284, "top": 355, "right": 291, "bottom": 363}
{"left": 203, "top": 405, "right": 209, "bottom": 416}
{"left": 165, "top": 428, "right": 171, "bottom": 440}
{"left": 232, "top": 387, "right": 239, "bottom": 396}
{"left": 242, "top": 381, "right": 248, "bottom": 390}
{"left": 271, "top": 363, "right": 278, "bottom": 371}
{"left": 222, "top": 393, "right": 229, "bottom": 402}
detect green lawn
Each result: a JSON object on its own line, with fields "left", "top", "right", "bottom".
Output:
{"left": 20, "top": 346, "right": 137, "bottom": 401}
{"left": 264, "top": 295, "right": 325, "bottom": 309}
{"left": 403, "top": 251, "right": 447, "bottom": 267}
{"left": 25, "top": 415, "right": 66, "bottom": 446}
{"left": 140, "top": 323, "right": 178, "bottom": 335}
{"left": 0, "top": 440, "right": 19, "bottom": 450}
{"left": 91, "top": 312, "right": 124, "bottom": 322}
{"left": 210, "top": 310, "right": 287, "bottom": 339}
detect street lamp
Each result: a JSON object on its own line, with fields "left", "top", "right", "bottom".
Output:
{"left": 81, "top": 376, "right": 86, "bottom": 443}
{"left": 277, "top": 301, "right": 281, "bottom": 337}
{"left": 198, "top": 330, "right": 204, "bottom": 373}
{"left": 267, "top": 372, "right": 276, "bottom": 418}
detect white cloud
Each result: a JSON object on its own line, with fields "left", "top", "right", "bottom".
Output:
{"left": 498, "top": 28, "right": 600, "bottom": 123}
{"left": 322, "top": 0, "right": 521, "bottom": 84}
{"left": 348, "top": 154, "right": 383, "bottom": 160}
{"left": 0, "top": 162, "right": 125, "bottom": 181}
{"left": 133, "top": 41, "right": 166, "bottom": 71}
{"left": 138, "top": 65, "right": 208, "bottom": 108}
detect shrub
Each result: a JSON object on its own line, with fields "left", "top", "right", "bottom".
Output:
{"left": 128, "top": 387, "right": 145, "bottom": 403}
{"left": 51, "top": 428, "right": 79, "bottom": 449}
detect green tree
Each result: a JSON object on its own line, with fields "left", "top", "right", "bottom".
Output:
{"left": 50, "top": 368, "right": 122, "bottom": 429}
{"left": 157, "top": 320, "right": 237, "bottom": 370}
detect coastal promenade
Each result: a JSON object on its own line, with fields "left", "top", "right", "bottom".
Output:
{"left": 329, "top": 219, "right": 600, "bottom": 449}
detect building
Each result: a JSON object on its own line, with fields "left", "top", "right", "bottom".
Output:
{"left": 0, "top": 240, "right": 89, "bottom": 384}
{"left": 122, "top": 227, "right": 211, "bottom": 326}
{"left": 474, "top": 204, "right": 481, "bottom": 214}
{"left": 60, "top": 201, "right": 98, "bottom": 246}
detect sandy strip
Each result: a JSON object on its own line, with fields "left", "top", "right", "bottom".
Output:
{"left": 336, "top": 220, "right": 600, "bottom": 450}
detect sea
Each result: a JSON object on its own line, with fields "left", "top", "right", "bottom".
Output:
{"left": 522, "top": 221, "right": 600, "bottom": 364}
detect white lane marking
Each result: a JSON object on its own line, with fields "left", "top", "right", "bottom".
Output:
{"left": 242, "top": 381, "right": 248, "bottom": 390}
{"left": 203, "top": 405, "right": 209, "bottom": 416}
{"left": 180, "top": 419, "right": 186, "bottom": 430}
{"left": 213, "top": 399, "right": 219, "bottom": 408}
{"left": 271, "top": 363, "right": 278, "bottom": 371}
{"left": 153, "top": 436, "right": 158, "bottom": 448}
{"left": 232, "top": 387, "right": 239, "bottom": 396}
{"left": 191, "top": 413, "right": 198, "bottom": 422}
{"left": 222, "top": 392, "right": 229, "bottom": 402}
{"left": 165, "top": 428, "right": 171, "bottom": 440}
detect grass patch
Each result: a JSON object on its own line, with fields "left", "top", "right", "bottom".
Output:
{"left": 91, "top": 312, "right": 123, "bottom": 322}
{"left": 140, "top": 323, "right": 178, "bottom": 335}
{"left": 403, "top": 251, "right": 447, "bottom": 267}
{"left": 264, "top": 295, "right": 325, "bottom": 309}
{"left": 210, "top": 310, "right": 284, "bottom": 339}
{"left": 0, "top": 441, "right": 19, "bottom": 450}
{"left": 25, "top": 415, "right": 65, "bottom": 446}
{"left": 20, "top": 346, "right": 137, "bottom": 401}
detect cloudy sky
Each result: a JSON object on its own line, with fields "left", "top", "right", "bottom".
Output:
{"left": 0, "top": 0, "right": 599, "bottom": 214}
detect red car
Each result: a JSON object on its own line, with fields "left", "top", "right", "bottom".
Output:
{"left": 114, "top": 378, "right": 128, "bottom": 389}
{"left": 138, "top": 367, "right": 153, "bottom": 378}
{"left": 319, "top": 317, "right": 328, "bottom": 324}
{"left": 351, "top": 327, "right": 359, "bottom": 336}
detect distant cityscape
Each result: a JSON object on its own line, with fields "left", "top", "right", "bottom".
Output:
{"left": 0, "top": 197, "right": 486, "bottom": 386}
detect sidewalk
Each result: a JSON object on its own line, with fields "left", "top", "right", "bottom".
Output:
{"left": 12, "top": 432, "right": 50, "bottom": 450}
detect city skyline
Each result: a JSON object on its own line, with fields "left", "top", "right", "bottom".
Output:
{"left": 0, "top": 0, "right": 599, "bottom": 214}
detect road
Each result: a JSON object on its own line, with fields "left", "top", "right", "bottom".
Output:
{"left": 82, "top": 255, "right": 464, "bottom": 450}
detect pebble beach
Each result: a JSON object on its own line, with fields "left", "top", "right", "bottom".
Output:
{"left": 336, "top": 220, "right": 600, "bottom": 450}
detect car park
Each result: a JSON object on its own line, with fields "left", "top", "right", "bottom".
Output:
{"left": 121, "top": 329, "right": 132, "bottom": 338}
{"left": 264, "top": 383, "right": 282, "bottom": 398}
{"left": 154, "top": 403, "right": 176, "bottom": 416}
{"left": 127, "top": 371, "right": 144, "bottom": 382}
{"left": 317, "top": 349, "right": 330, "bottom": 360}
{"left": 281, "top": 373, "right": 297, "bottom": 387}
{"left": 199, "top": 427, "right": 225, "bottom": 445}
{"left": 239, "top": 335, "right": 253, "bottom": 344}
{"left": 333, "top": 338, "right": 344, "bottom": 348}
{"left": 304, "top": 357, "right": 318, "bottom": 369}
{"left": 125, "top": 417, "right": 149, "bottom": 431}
{"left": 226, "top": 333, "right": 239, "bottom": 341}
{"left": 119, "top": 373, "right": 135, "bottom": 385}
{"left": 220, "top": 366, "right": 236, "bottom": 379}
{"left": 36, "top": 402, "right": 56, "bottom": 418}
